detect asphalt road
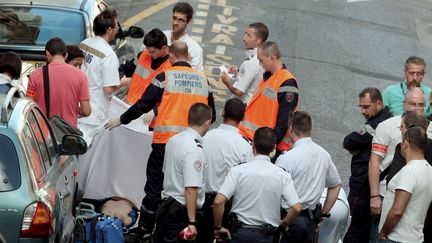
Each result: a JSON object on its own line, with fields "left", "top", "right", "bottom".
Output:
{"left": 107, "top": 0, "right": 432, "bottom": 190}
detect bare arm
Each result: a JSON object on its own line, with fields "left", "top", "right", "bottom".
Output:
{"left": 213, "top": 193, "right": 231, "bottom": 240}
{"left": 369, "top": 152, "right": 384, "bottom": 215}
{"left": 379, "top": 189, "right": 411, "bottom": 238}
{"left": 322, "top": 184, "right": 342, "bottom": 214}
{"left": 281, "top": 203, "right": 301, "bottom": 227}
{"left": 102, "top": 76, "right": 130, "bottom": 95}
{"left": 78, "top": 100, "right": 91, "bottom": 117}
{"left": 185, "top": 187, "right": 198, "bottom": 240}
{"left": 221, "top": 73, "right": 244, "bottom": 97}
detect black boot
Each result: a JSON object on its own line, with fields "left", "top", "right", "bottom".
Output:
{"left": 136, "top": 206, "right": 156, "bottom": 243}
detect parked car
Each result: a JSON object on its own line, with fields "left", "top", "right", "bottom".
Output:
{"left": 0, "top": 87, "right": 87, "bottom": 242}
{"left": 0, "top": 0, "right": 144, "bottom": 68}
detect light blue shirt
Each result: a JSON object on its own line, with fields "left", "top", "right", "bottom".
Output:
{"left": 382, "top": 81, "right": 432, "bottom": 116}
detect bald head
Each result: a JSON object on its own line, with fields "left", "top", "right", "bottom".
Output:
{"left": 404, "top": 87, "right": 426, "bottom": 114}
{"left": 169, "top": 41, "right": 189, "bottom": 59}
{"left": 259, "top": 41, "right": 281, "bottom": 59}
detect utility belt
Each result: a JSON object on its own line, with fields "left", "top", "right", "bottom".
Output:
{"left": 227, "top": 213, "right": 277, "bottom": 235}
{"left": 298, "top": 203, "right": 323, "bottom": 224}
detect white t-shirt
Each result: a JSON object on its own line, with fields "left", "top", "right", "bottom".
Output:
{"left": 218, "top": 155, "right": 300, "bottom": 227}
{"left": 162, "top": 128, "right": 206, "bottom": 208}
{"left": 276, "top": 137, "right": 341, "bottom": 209}
{"left": 164, "top": 30, "right": 203, "bottom": 72}
{"left": 203, "top": 124, "right": 253, "bottom": 193}
{"left": 379, "top": 159, "right": 432, "bottom": 243}
{"left": 231, "top": 48, "right": 263, "bottom": 105}
{"left": 78, "top": 36, "right": 120, "bottom": 139}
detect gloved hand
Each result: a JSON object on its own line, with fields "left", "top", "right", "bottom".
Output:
{"left": 104, "top": 117, "right": 122, "bottom": 130}
{"left": 142, "top": 110, "right": 155, "bottom": 125}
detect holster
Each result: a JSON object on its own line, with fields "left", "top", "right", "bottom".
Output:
{"left": 312, "top": 203, "right": 323, "bottom": 224}
{"left": 154, "top": 197, "right": 187, "bottom": 235}
{"left": 260, "top": 224, "right": 277, "bottom": 235}
{"left": 227, "top": 212, "right": 241, "bottom": 234}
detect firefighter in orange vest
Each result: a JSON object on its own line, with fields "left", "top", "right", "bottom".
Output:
{"left": 105, "top": 40, "right": 216, "bottom": 242}
{"left": 238, "top": 41, "right": 299, "bottom": 160}
{"left": 126, "top": 28, "right": 172, "bottom": 127}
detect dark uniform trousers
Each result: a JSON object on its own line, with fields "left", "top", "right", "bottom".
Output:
{"left": 154, "top": 197, "right": 194, "bottom": 243}
{"left": 282, "top": 208, "right": 320, "bottom": 243}
{"left": 344, "top": 185, "right": 372, "bottom": 243}
{"left": 142, "top": 143, "right": 166, "bottom": 211}
{"left": 231, "top": 228, "right": 274, "bottom": 243}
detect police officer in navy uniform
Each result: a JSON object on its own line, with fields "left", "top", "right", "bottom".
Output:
{"left": 153, "top": 103, "right": 212, "bottom": 243}
{"left": 105, "top": 41, "right": 216, "bottom": 241}
{"left": 213, "top": 127, "right": 302, "bottom": 243}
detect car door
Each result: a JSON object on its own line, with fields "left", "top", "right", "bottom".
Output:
{"left": 28, "top": 108, "right": 77, "bottom": 241}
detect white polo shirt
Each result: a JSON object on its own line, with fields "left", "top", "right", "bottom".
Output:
{"left": 162, "top": 128, "right": 206, "bottom": 209}
{"left": 231, "top": 48, "right": 263, "bottom": 105}
{"left": 78, "top": 36, "right": 120, "bottom": 141}
{"left": 203, "top": 124, "right": 253, "bottom": 193}
{"left": 164, "top": 30, "right": 203, "bottom": 72}
{"left": 218, "top": 155, "right": 300, "bottom": 227}
{"left": 276, "top": 137, "right": 341, "bottom": 210}
{"left": 379, "top": 159, "right": 432, "bottom": 243}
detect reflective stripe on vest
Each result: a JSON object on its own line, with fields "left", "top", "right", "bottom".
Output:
{"left": 262, "top": 86, "right": 277, "bottom": 100}
{"left": 279, "top": 86, "right": 298, "bottom": 93}
{"left": 152, "top": 66, "right": 209, "bottom": 144}
{"left": 135, "top": 64, "right": 152, "bottom": 79}
{"left": 240, "top": 120, "right": 260, "bottom": 132}
{"left": 151, "top": 77, "right": 165, "bottom": 88}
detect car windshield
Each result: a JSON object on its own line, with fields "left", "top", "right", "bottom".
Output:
{"left": 0, "top": 134, "right": 20, "bottom": 192}
{"left": 0, "top": 7, "right": 85, "bottom": 46}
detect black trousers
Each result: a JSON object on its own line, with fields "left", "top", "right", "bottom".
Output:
{"left": 142, "top": 143, "right": 166, "bottom": 211}
{"left": 344, "top": 190, "right": 372, "bottom": 243}
{"left": 282, "top": 215, "right": 317, "bottom": 243}
{"left": 231, "top": 228, "right": 274, "bottom": 243}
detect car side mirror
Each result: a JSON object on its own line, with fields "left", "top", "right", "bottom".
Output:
{"left": 60, "top": 135, "right": 87, "bottom": 155}
{"left": 124, "top": 26, "right": 144, "bottom": 39}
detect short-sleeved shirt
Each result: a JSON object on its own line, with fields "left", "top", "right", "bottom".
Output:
{"left": 231, "top": 48, "right": 263, "bottom": 105}
{"left": 164, "top": 30, "right": 204, "bottom": 72}
{"left": 371, "top": 115, "right": 402, "bottom": 194}
{"left": 27, "top": 61, "right": 90, "bottom": 127}
{"left": 379, "top": 160, "right": 432, "bottom": 243}
{"left": 203, "top": 124, "right": 253, "bottom": 193}
{"left": 218, "top": 155, "right": 300, "bottom": 227}
{"left": 383, "top": 81, "right": 432, "bottom": 116}
{"left": 276, "top": 137, "right": 341, "bottom": 209}
{"left": 78, "top": 36, "right": 120, "bottom": 127}
{"left": 162, "top": 128, "right": 206, "bottom": 208}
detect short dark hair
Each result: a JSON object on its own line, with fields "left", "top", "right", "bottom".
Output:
{"left": 65, "top": 45, "right": 84, "bottom": 63}
{"left": 188, "top": 103, "right": 212, "bottom": 126}
{"left": 359, "top": 87, "right": 382, "bottom": 103}
{"left": 223, "top": 98, "right": 246, "bottom": 123}
{"left": 402, "top": 111, "right": 429, "bottom": 130}
{"left": 254, "top": 127, "right": 276, "bottom": 155}
{"left": 173, "top": 2, "right": 194, "bottom": 20}
{"left": 403, "top": 126, "right": 427, "bottom": 152}
{"left": 45, "top": 37, "right": 66, "bottom": 56}
{"left": 169, "top": 41, "right": 188, "bottom": 58}
{"left": 0, "top": 52, "right": 22, "bottom": 79}
{"left": 143, "top": 28, "right": 167, "bottom": 49}
{"left": 249, "top": 22, "right": 269, "bottom": 42}
{"left": 259, "top": 41, "right": 281, "bottom": 59}
{"left": 405, "top": 56, "right": 426, "bottom": 70}
{"left": 93, "top": 9, "right": 118, "bottom": 36}
{"left": 290, "top": 111, "right": 312, "bottom": 136}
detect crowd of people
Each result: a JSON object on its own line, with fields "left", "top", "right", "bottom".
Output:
{"left": 1, "top": 1, "right": 432, "bottom": 243}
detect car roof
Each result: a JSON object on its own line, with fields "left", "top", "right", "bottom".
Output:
{"left": 0, "top": 0, "right": 98, "bottom": 11}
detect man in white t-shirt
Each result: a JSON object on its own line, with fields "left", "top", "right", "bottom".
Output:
{"left": 379, "top": 126, "right": 432, "bottom": 243}
{"left": 221, "top": 22, "right": 268, "bottom": 105}
{"left": 163, "top": 2, "right": 203, "bottom": 72}
{"left": 369, "top": 87, "right": 427, "bottom": 241}
{"left": 78, "top": 9, "right": 128, "bottom": 144}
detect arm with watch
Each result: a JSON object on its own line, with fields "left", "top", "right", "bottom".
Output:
{"left": 213, "top": 193, "right": 232, "bottom": 241}
{"left": 322, "top": 184, "right": 342, "bottom": 221}
{"left": 185, "top": 187, "right": 199, "bottom": 240}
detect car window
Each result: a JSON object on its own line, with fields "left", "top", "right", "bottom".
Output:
{"left": 32, "top": 109, "right": 56, "bottom": 159}
{"left": 27, "top": 111, "right": 51, "bottom": 170}
{"left": 0, "top": 134, "right": 20, "bottom": 192}
{"left": 0, "top": 7, "right": 85, "bottom": 45}
{"left": 22, "top": 123, "right": 45, "bottom": 184}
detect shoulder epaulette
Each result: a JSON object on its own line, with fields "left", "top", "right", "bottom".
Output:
{"left": 194, "top": 139, "right": 203, "bottom": 148}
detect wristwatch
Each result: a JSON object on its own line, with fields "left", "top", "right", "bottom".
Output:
{"left": 321, "top": 212, "right": 331, "bottom": 218}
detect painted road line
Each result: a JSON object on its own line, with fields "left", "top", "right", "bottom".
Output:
{"left": 122, "top": 0, "right": 177, "bottom": 28}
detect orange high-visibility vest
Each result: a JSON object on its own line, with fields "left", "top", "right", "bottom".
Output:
{"left": 152, "top": 66, "right": 209, "bottom": 144}
{"left": 126, "top": 50, "right": 171, "bottom": 104}
{"left": 239, "top": 69, "right": 298, "bottom": 151}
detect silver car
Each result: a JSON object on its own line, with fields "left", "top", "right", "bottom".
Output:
{"left": 0, "top": 87, "right": 87, "bottom": 242}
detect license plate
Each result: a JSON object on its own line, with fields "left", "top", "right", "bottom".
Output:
{"left": 24, "top": 60, "right": 46, "bottom": 68}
